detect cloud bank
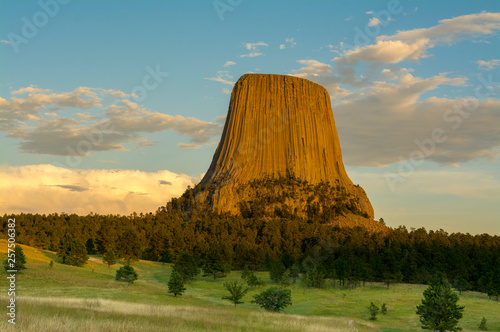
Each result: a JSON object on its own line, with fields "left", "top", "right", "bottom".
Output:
{"left": 0, "top": 164, "right": 195, "bottom": 215}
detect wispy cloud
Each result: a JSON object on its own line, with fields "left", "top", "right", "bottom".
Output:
{"left": 476, "top": 59, "right": 500, "bottom": 70}
{"left": 223, "top": 61, "right": 236, "bottom": 67}
{"left": 204, "top": 71, "right": 235, "bottom": 85}
{"left": 240, "top": 41, "right": 268, "bottom": 57}
{"left": 177, "top": 143, "right": 201, "bottom": 149}
{"left": 240, "top": 52, "right": 263, "bottom": 58}
{"left": 279, "top": 38, "right": 297, "bottom": 50}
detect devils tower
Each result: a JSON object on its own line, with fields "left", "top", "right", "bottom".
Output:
{"left": 192, "top": 73, "right": 374, "bottom": 224}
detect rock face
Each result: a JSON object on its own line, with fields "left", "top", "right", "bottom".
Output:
{"left": 197, "top": 73, "right": 374, "bottom": 220}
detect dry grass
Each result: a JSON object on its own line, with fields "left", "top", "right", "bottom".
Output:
{"left": 0, "top": 296, "right": 379, "bottom": 332}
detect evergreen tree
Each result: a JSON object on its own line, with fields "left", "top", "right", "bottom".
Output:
{"left": 202, "top": 249, "right": 229, "bottom": 281}
{"left": 241, "top": 264, "right": 251, "bottom": 280}
{"left": 478, "top": 317, "right": 488, "bottom": 331}
{"left": 416, "top": 273, "right": 464, "bottom": 332}
{"left": 118, "top": 228, "right": 142, "bottom": 264}
{"left": 103, "top": 249, "right": 117, "bottom": 267}
{"left": 3, "top": 245, "right": 27, "bottom": 272}
{"left": 289, "top": 263, "right": 300, "bottom": 284}
{"left": 115, "top": 264, "right": 138, "bottom": 285}
{"left": 173, "top": 250, "right": 200, "bottom": 283}
{"left": 222, "top": 281, "right": 249, "bottom": 306}
{"left": 368, "top": 302, "right": 380, "bottom": 320}
{"left": 269, "top": 260, "right": 286, "bottom": 284}
{"left": 381, "top": 303, "right": 388, "bottom": 315}
{"left": 453, "top": 276, "right": 470, "bottom": 295}
{"left": 247, "top": 272, "right": 266, "bottom": 287}
{"left": 168, "top": 270, "right": 186, "bottom": 297}
{"left": 64, "top": 238, "right": 89, "bottom": 267}
{"left": 49, "top": 260, "right": 54, "bottom": 268}
{"left": 280, "top": 270, "right": 291, "bottom": 287}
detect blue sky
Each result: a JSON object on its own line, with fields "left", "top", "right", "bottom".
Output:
{"left": 1, "top": 0, "right": 499, "bottom": 234}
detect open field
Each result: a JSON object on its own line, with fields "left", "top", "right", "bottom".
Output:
{"left": 1, "top": 239, "right": 499, "bottom": 331}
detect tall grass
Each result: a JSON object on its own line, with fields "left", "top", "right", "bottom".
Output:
{"left": 0, "top": 296, "right": 377, "bottom": 332}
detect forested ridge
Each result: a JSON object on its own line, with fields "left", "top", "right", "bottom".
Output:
{"left": 2, "top": 197, "right": 499, "bottom": 298}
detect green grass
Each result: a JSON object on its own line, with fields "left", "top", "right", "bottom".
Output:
{"left": 1, "top": 240, "right": 499, "bottom": 331}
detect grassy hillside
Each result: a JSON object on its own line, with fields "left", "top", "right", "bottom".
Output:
{"left": 1, "top": 239, "right": 499, "bottom": 331}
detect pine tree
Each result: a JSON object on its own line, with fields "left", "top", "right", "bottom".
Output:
{"left": 368, "top": 302, "right": 380, "bottom": 320}
{"left": 168, "top": 270, "right": 186, "bottom": 297}
{"left": 478, "top": 317, "right": 488, "bottom": 331}
{"left": 269, "top": 260, "right": 286, "bottom": 284}
{"left": 222, "top": 281, "right": 249, "bottom": 306}
{"left": 115, "top": 264, "right": 138, "bottom": 285}
{"left": 381, "top": 303, "right": 388, "bottom": 315}
{"left": 241, "top": 264, "right": 251, "bottom": 280}
{"left": 289, "top": 263, "right": 300, "bottom": 284}
{"left": 416, "top": 273, "right": 464, "bottom": 332}
{"left": 65, "top": 238, "right": 89, "bottom": 267}
{"left": 118, "top": 228, "right": 142, "bottom": 264}
{"left": 173, "top": 251, "right": 200, "bottom": 283}
{"left": 247, "top": 272, "right": 266, "bottom": 287}
{"left": 103, "top": 249, "right": 117, "bottom": 267}
{"left": 202, "top": 250, "right": 229, "bottom": 281}
{"left": 453, "top": 276, "right": 470, "bottom": 295}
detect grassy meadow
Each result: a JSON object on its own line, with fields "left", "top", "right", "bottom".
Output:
{"left": 1, "top": 239, "right": 499, "bottom": 331}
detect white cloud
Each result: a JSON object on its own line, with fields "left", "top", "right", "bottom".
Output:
{"left": 368, "top": 17, "right": 381, "bottom": 27}
{"left": 244, "top": 41, "right": 268, "bottom": 50}
{"left": 280, "top": 44, "right": 286, "bottom": 50}
{"left": 241, "top": 41, "right": 268, "bottom": 57}
{"left": 204, "top": 71, "right": 235, "bottom": 85}
{"left": 292, "top": 59, "right": 333, "bottom": 77}
{"left": 222, "top": 88, "right": 231, "bottom": 94}
{"left": 223, "top": 61, "right": 236, "bottom": 67}
{"left": 0, "top": 40, "right": 11, "bottom": 44}
{"left": 0, "top": 164, "right": 195, "bottom": 215}
{"left": 177, "top": 143, "right": 201, "bottom": 149}
{"left": 345, "top": 16, "right": 353, "bottom": 21}
{"left": 240, "top": 52, "right": 263, "bottom": 58}
{"left": 476, "top": 59, "right": 500, "bottom": 70}
{"left": 365, "top": 11, "right": 373, "bottom": 15}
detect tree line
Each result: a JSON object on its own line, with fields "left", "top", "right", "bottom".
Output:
{"left": 1, "top": 208, "right": 499, "bottom": 299}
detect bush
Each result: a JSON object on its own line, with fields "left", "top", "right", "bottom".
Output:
{"left": 115, "top": 264, "right": 138, "bottom": 285}
{"left": 252, "top": 287, "right": 292, "bottom": 312}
